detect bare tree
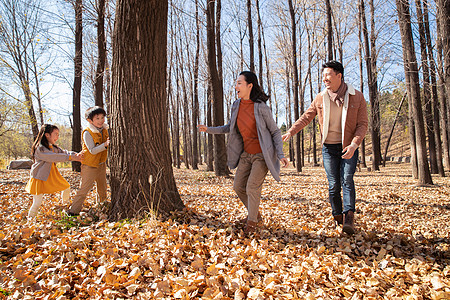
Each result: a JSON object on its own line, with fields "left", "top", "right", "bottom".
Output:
{"left": 247, "top": 0, "right": 255, "bottom": 72}
{"left": 436, "top": 0, "right": 450, "bottom": 170}
{"left": 71, "top": 0, "right": 83, "bottom": 172}
{"left": 109, "top": 0, "right": 184, "bottom": 219}
{"left": 396, "top": 0, "right": 433, "bottom": 185}
{"left": 360, "top": 0, "right": 381, "bottom": 171}
{"left": 206, "top": 0, "right": 228, "bottom": 176}
{"left": 94, "top": 0, "right": 106, "bottom": 108}
{"left": 288, "top": 0, "right": 301, "bottom": 172}
{"left": 192, "top": 0, "right": 200, "bottom": 170}
{"left": 422, "top": 0, "right": 445, "bottom": 176}
{"left": 0, "top": 0, "right": 45, "bottom": 140}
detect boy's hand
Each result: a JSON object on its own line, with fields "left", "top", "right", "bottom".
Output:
{"left": 105, "top": 138, "right": 110, "bottom": 148}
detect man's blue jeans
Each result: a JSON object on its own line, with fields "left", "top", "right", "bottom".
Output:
{"left": 322, "top": 143, "right": 358, "bottom": 216}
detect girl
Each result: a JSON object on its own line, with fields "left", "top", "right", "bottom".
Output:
{"left": 25, "top": 124, "right": 83, "bottom": 218}
{"left": 198, "top": 71, "right": 289, "bottom": 234}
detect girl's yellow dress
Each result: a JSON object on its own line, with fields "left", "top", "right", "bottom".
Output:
{"left": 25, "top": 146, "right": 70, "bottom": 195}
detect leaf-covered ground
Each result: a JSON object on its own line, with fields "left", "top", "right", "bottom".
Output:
{"left": 0, "top": 163, "right": 449, "bottom": 299}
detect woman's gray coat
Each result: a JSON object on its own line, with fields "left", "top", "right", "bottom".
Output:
{"left": 206, "top": 99, "right": 285, "bottom": 181}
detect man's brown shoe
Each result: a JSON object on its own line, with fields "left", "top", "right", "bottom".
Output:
{"left": 236, "top": 212, "right": 263, "bottom": 226}
{"left": 333, "top": 214, "right": 343, "bottom": 226}
{"left": 343, "top": 211, "right": 355, "bottom": 235}
{"left": 244, "top": 220, "right": 258, "bottom": 234}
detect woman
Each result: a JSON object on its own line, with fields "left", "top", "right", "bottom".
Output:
{"left": 198, "top": 71, "right": 288, "bottom": 234}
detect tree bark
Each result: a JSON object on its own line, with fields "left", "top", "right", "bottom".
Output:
{"left": 423, "top": 0, "right": 445, "bottom": 176}
{"left": 396, "top": 0, "right": 433, "bottom": 185}
{"left": 192, "top": 0, "right": 200, "bottom": 170}
{"left": 325, "top": 0, "right": 333, "bottom": 61}
{"left": 383, "top": 92, "right": 406, "bottom": 167}
{"left": 360, "top": 0, "right": 381, "bottom": 171}
{"left": 247, "top": 0, "right": 255, "bottom": 72}
{"left": 436, "top": 0, "right": 450, "bottom": 170}
{"left": 256, "top": 0, "right": 263, "bottom": 87}
{"left": 94, "top": 0, "right": 106, "bottom": 108}
{"left": 288, "top": 0, "right": 301, "bottom": 172}
{"left": 206, "top": 0, "right": 228, "bottom": 176}
{"left": 109, "top": 0, "right": 184, "bottom": 220}
{"left": 357, "top": 3, "right": 367, "bottom": 168}
{"left": 72, "top": 0, "right": 82, "bottom": 172}
{"left": 415, "top": 0, "right": 438, "bottom": 174}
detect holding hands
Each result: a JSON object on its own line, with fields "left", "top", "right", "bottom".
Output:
{"left": 73, "top": 151, "right": 84, "bottom": 162}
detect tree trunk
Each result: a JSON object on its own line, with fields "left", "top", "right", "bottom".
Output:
{"left": 415, "top": 0, "right": 438, "bottom": 174}
{"left": 247, "top": 0, "right": 254, "bottom": 72}
{"left": 325, "top": 0, "right": 333, "bottom": 61}
{"left": 396, "top": 0, "right": 433, "bottom": 185}
{"left": 94, "top": 0, "right": 106, "bottom": 108}
{"left": 256, "top": 0, "right": 263, "bottom": 87}
{"left": 72, "top": 0, "right": 82, "bottom": 172}
{"left": 360, "top": 0, "right": 381, "bottom": 171}
{"left": 423, "top": 0, "right": 445, "bottom": 176}
{"left": 288, "top": 0, "right": 301, "bottom": 172}
{"left": 206, "top": 82, "right": 214, "bottom": 171}
{"left": 383, "top": 92, "right": 406, "bottom": 167}
{"left": 192, "top": 0, "right": 200, "bottom": 170}
{"left": 206, "top": 0, "right": 228, "bottom": 176}
{"left": 436, "top": 1, "right": 450, "bottom": 170}
{"left": 109, "top": 0, "right": 184, "bottom": 220}
{"left": 357, "top": 3, "right": 367, "bottom": 168}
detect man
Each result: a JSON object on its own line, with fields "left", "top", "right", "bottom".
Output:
{"left": 282, "top": 61, "right": 368, "bottom": 235}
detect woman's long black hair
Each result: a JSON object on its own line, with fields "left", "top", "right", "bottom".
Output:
{"left": 31, "top": 124, "right": 59, "bottom": 160}
{"left": 239, "top": 71, "right": 269, "bottom": 103}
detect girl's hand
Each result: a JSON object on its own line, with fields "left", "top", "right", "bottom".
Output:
{"left": 282, "top": 132, "right": 291, "bottom": 142}
{"left": 280, "top": 157, "right": 289, "bottom": 168}
{"left": 198, "top": 125, "right": 208, "bottom": 132}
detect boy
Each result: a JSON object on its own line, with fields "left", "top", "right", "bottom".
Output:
{"left": 68, "top": 106, "right": 109, "bottom": 215}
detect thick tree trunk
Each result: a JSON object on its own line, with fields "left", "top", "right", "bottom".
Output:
{"left": 109, "top": 0, "right": 183, "bottom": 220}
{"left": 94, "top": 0, "right": 106, "bottom": 108}
{"left": 288, "top": 0, "right": 301, "bottom": 172}
{"left": 72, "top": 0, "right": 82, "bottom": 172}
{"left": 396, "top": 0, "right": 433, "bottom": 185}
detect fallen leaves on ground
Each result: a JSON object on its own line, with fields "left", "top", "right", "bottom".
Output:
{"left": 0, "top": 163, "right": 449, "bottom": 299}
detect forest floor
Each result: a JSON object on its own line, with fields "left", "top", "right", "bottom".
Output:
{"left": 0, "top": 162, "right": 449, "bottom": 299}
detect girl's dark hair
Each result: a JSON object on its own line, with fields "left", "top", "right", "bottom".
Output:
{"left": 239, "top": 71, "right": 269, "bottom": 103}
{"left": 31, "top": 124, "right": 59, "bottom": 160}
{"left": 85, "top": 106, "right": 106, "bottom": 120}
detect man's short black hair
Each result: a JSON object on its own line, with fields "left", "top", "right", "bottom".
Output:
{"left": 322, "top": 60, "right": 344, "bottom": 78}
{"left": 85, "top": 106, "right": 106, "bottom": 120}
